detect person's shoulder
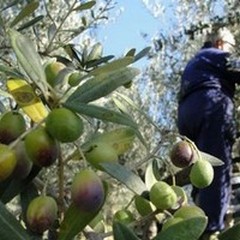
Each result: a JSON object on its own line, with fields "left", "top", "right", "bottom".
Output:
{"left": 198, "top": 47, "right": 228, "bottom": 57}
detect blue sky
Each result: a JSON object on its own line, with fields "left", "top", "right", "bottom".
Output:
{"left": 97, "top": 0, "right": 160, "bottom": 59}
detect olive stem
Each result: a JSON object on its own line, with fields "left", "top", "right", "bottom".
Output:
{"left": 58, "top": 148, "right": 65, "bottom": 218}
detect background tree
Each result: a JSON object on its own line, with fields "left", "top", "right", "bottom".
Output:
{"left": 0, "top": 0, "right": 240, "bottom": 239}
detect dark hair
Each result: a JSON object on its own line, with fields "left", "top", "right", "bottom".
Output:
{"left": 202, "top": 41, "right": 213, "bottom": 48}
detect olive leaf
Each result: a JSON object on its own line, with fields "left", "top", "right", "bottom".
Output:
{"left": 7, "top": 29, "right": 47, "bottom": 94}
{"left": 113, "top": 222, "right": 140, "bottom": 240}
{"left": 63, "top": 102, "right": 146, "bottom": 146}
{"left": 0, "top": 201, "right": 30, "bottom": 240}
{"left": 200, "top": 151, "right": 224, "bottom": 166}
{"left": 10, "top": 1, "right": 39, "bottom": 27}
{"left": 66, "top": 66, "right": 139, "bottom": 103}
{"left": 218, "top": 222, "right": 240, "bottom": 240}
{"left": 154, "top": 216, "right": 207, "bottom": 240}
{"left": 100, "top": 162, "right": 148, "bottom": 195}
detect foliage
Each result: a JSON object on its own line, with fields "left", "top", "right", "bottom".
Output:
{"left": 0, "top": 0, "right": 240, "bottom": 240}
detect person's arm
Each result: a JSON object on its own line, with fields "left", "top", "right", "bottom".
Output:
{"left": 226, "top": 56, "right": 240, "bottom": 83}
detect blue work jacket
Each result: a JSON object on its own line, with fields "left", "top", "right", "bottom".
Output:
{"left": 179, "top": 46, "right": 240, "bottom": 102}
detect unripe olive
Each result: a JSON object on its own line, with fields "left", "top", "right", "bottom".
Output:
{"left": 13, "top": 140, "right": 33, "bottom": 179}
{"left": 113, "top": 209, "right": 135, "bottom": 225}
{"left": 71, "top": 169, "right": 105, "bottom": 212}
{"left": 0, "top": 111, "right": 26, "bottom": 144}
{"left": 68, "top": 71, "right": 82, "bottom": 87}
{"left": 24, "top": 127, "right": 60, "bottom": 167}
{"left": 26, "top": 196, "right": 58, "bottom": 234}
{"left": 170, "top": 141, "right": 195, "bottom": 168}
{"left": 0, "top": 144, "right": 17, "bottom": 181}
{"left": 45, "top": 107, "right": 84, "bottom": 143}
{"left": 84, "top": 142, "right": 118, "bottom": 170}
{"left": 149, "top": 181, "right": 178, "bottom": 210}
{"left": 190, "top": 159, "right": 214, "bottom": 188}
{"left": 45, "top": 61, "right": 66, "bottom": 87}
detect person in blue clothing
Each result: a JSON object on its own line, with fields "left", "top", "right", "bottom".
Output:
{"left": 177, "top": 27, "right": 240, "bottom": 239}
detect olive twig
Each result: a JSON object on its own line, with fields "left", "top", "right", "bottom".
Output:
{"left": 58, "top": 147, "right": 65, "bottom": 218}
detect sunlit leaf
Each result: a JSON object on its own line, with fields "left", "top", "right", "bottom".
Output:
{"left": 125, "top": 48, "right": 136, "bottom": 57}
{"left": 0, "top": 201, "right": 30, "bottom": 240}
{"left": 113, "top": 221, "right": 140, "bottom": 240}
{"left": 10, "top": 1, "right": 39, "bottom": 27}
{"left": 200, "top": 151, "right": 224, "bottom": 166}
{"left": 90, "top": 57, "right": 134, "bottom": 76}
{"left": 66, "top": 67, "right": 139, "bottom": 103}
{"left": 154, "top": 216, "right": 207, "bottom": 240}
{"left": 113, "top": 96, "right": 130, "bottom": 114}
{"left": 8, "top": 29, "right": 47, "bottom": 94}
{"left": 73, "top": 1, "right": 96, "bottom": 11}
{"left": 145, "top": 159, "right": 159, "bottom": 190}
{"left": 7, "top": 79, "right": 48, "bottom": 123}
{"left": 87, "top": 42, "right": 103, "bottom": 61}
{"left": 100, "top": 162, "right": 147, "bottom": 195}
{"left": 82, "top": 127, "right": 136, "bottom": 156}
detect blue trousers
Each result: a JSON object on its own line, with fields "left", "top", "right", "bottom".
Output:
{"left": 177, "top": 89, "right": 236, "bottom": 232}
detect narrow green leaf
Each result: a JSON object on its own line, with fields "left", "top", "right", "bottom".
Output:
{"left": 113, "top": 222, "right": 140, "bottom": 240}
{"left": 7, "top": 29, "right": 47, "bottom": 93}
{"left": 0, "top": 64, "right": 25, "bottom": 79}
{"left": 82, "top": 127, "right": 136, "bottom": 156}
{"left": 0, "top": 201, "right": 30, "bottom": 240}
{"left": 154, "top": 216, "right": 207, "bottom": 240}
{"left": 1, "top": 0, "right": 21, "bottom": 11}
{"left": 134, "top": 47, "right": 151, "bottom": 62}
{"left": 90, "top": 56, "right": 134, "bottom": 76}
{"left": 0, "top": 166, "right": 41, "bottom": 204}
{"left": 86, "top": 55, "right": 114, "bottom": 68}
{"left": 66, "top": 67, "right": 139, "bottom": 103}
{"left": 87, "top": 42, "right": 103, "bottom": 62}
{"left": 64, "top": 102, "right": 137, "bottom": 128}
{"left": 73, "top": 1, "right": 96, "bottom": 11}
{"left": 63, "top": 102, "right": 146, "bottom": 146}
{"left": 0, "top": 101, "right": 6, "bottom": 113}
{"left": 17, "top": 15, "right": 44, "bottom": 31}
{"left": 145, "top": 160, "right": 159, "bottom": 190}
{"left": 59, "top": 203, "right": 101, "bottom": 240}
{"left": 200, "top": 151, "right": 224, "bottom": 166}
{"left": 218, "top": 222, "right": 240, "bottom": 240}
{"left": 113, "top": 96, "right": 130, "bottom": 114}
{"left": 10, "top": 1, "right": 39, "bottom": 27}
{"left": 0, "top": 89, "right": 12, "bottom": 98}
{"left": 125, "top": 48, "right": 136, "bottom": 57}
{"left": 100, "top": 162, "right": 147, "bottom": 195}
